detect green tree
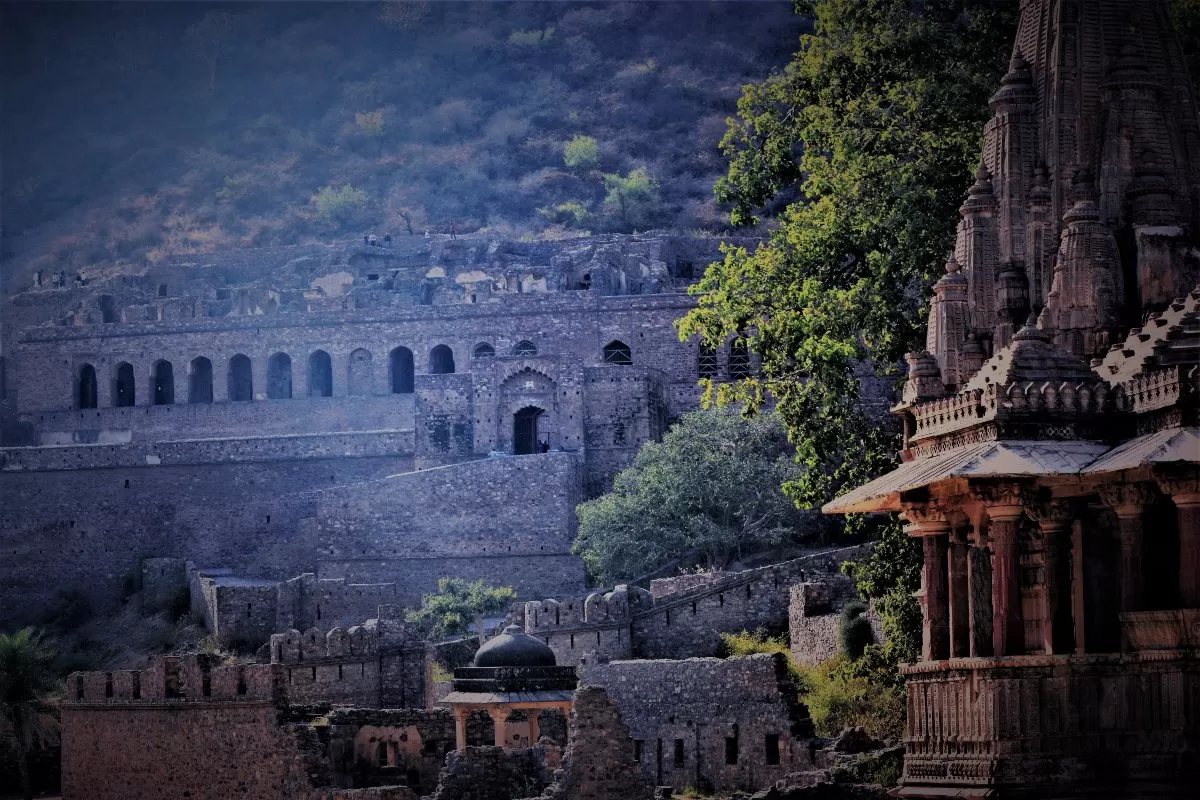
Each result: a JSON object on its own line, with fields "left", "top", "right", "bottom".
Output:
{"left": 563, "top": 135, "right": 599, "bottom": 172}
{"left": 0, "top": 628, "right": 61, "bottom": 800}
{"left": 601, "top": 167, "right": 660, "bottom": 231}
{"left": 406, "top": 578, "right": 518, "bottom": 641}
{"left": 312, "top": 183, "right": 369, "bottom": 227}
{"left": 679, "top": 0, "right": 1018, "bottom": 661}
{"left": 573, "top": 408, "right": 815, "bottom": 585}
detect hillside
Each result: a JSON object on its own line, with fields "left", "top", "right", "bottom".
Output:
{"left": 0, "top": 0, "right": 806, "bottom": 291}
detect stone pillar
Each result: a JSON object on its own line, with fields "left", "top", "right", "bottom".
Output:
{"left": 1155, "top": 471, "right": 1200, "bottom": 607}
{"left": 212, "top": 355, "right": 229, "bottom": 403}
{"left": 984, "top": 497, "right": 1026, "bottom": 658}
{"left": 948, "top": 526, "right": 971, "bottom": 658}
{"left": 487, "top": 707, "right": 508, "bottom": 747}
{"left": 903, "top": 504, "right": 950, "bottom": 662}
{"left": 453, "top": 707, "right": 469, "bottom": 751}
{"left": 968, "top": 541, "right": 993, "bottom": 657}
{"left": 1099, "top": 484, "right": 1155, "bottom": 615}
{"left": 528, "top": 709, "right": 540, "bottom": 746}
{"left": 1030, "top": 500, "right": 1074, "bottom": 654}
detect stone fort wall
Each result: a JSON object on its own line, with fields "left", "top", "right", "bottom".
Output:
{"left": 581, "top": 654, "right": 811, "bottom": 794}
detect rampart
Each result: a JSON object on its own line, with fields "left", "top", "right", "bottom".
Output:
{"left": 788, "top": 575, "right": 885, "bottom": 665}
{"left": 521, "top": 546, "right": 872, "bottom": 665}
{"left": 580, "top": 654, "right": 812, "bottom": 795}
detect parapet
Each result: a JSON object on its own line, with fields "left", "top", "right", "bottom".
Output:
{"left": 525, "top": 584, "right": 653, "bottom": 633}
{"left": 64, "top": 654, "right": 278, "bottom": 705}
{"left": 270, "top": 606, "right": 423, "bottom": 664}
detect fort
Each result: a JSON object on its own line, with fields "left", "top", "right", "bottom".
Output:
{"left": 0, "top": 233, "right": 757, "bottom": 625}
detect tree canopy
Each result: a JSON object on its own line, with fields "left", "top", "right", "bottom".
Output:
{"left": 405, "top": 578, "right": 518, "bottom": 641}
{"left": 678, "top": 0, "right": 1019, "bottom": 658}
{"left": 572, "top": 408, "right": 818, "bottom": 585}
{"left": 0, "top": 628, "right": 61, "bottom": 800}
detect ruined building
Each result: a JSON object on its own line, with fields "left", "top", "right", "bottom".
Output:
{"left": 0, "top": 233, "right": 755, "bottom": 624}
{"left": 826, "top": 1, "right": 1200, "bottom": 797}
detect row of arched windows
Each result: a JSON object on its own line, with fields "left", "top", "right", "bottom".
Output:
{"left": 74, "top": 340, "right": 637, "bottom": 409}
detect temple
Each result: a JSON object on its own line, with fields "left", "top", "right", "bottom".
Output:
{"left": 824, "top": 1, "right": 1200, "bottom": 797}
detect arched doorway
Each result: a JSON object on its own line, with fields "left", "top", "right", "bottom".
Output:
{"left": 190, "top": 357, "right": 213, "bottom": 403}
{"left": 153, "top": 360, "right": 174, "bottom": 405}
{"left": 113, "top": 362, "right": 136, "bottom": 407}
{"left": 513, "top": 406, "right": 544, "bottom": 455}
{"left": 309, "top": 350, "right": 333, "bottom": 397}
{"left": 430, "top": 344, "right": 455, "bottom": 375}
{"left": 267, "top": 353, "right": 292, "bottom": 399}
{"left": 78, "top": 364, "right": 98, "bottom": 409}
{"left": 389, "top": 347, "right": 414, "bottom": 393}
{"left": 228, "top": 354, "right": 253, "bottom": 401}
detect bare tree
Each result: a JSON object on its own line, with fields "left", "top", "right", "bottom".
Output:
{"left": 184, "top": 11, "right": 235, "bottom": 95}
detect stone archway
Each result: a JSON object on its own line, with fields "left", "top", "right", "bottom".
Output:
{"left": 513, "top": 406, "right": 544, "bottom": 455}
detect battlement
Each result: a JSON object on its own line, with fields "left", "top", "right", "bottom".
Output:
{"left": 524, "top": 585, "right": 654, "bottom": 633}
{"left": 64, "top": 655, "right": 278, "bottom": 705}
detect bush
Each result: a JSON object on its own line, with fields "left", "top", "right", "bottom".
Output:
{"left": 537, "top": 201, "right": 591, "bottom": 227}
{"left": 563, "top": 135, "right": 599, "bottom": 171}
{"left": 796, "top": 655, "right": 906, "bottom": 741}
{"left": 839, "top": 600, "right": 874, "bottom": 660}
{"left": 719, "top": 630, "right": 801, "bottom": 682}
{"left": 312, "top": 183, "right": 369, "bottom": 226}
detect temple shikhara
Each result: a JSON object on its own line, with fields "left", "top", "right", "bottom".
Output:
{"left": 824, "top": 1, "right": 1200, "bottom": 798}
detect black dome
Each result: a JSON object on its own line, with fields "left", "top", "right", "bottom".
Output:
{"left": 473, "top": 625, "right": 557, "bottom": 667}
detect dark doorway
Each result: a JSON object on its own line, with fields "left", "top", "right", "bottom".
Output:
{"left": 513, "top": 406, "right": 543, "bottom": 455}
{"left": 78, "top": 364, "right": 98, "bottom": 409}
{"left": 153, "top": 361, "right": 174, "bottom": 405}
{"left": 267, "top": 353, "right": 292, "bottom": 399}
{"left": 190, "top": 357, "right": 213, "bottom": 403}
{"left": 389, "top": 347, "right": 414, "bottom": 393}
{"left": 228, "top": 354, "right": 253, "bottom": 401}
{"left": 429, "top": 344, "right": 455, "bottom": 375}
{"left": 309, "top": 350, "right": 333, "bottom": 397}
{"left": 113, "top": 362, "right": 135, "bottom": 407}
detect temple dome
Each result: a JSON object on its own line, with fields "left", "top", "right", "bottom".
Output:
{"left": 473, "top": 625, "right": 557, "bottom": 667}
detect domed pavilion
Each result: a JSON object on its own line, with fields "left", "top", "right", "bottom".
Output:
{"left": 441, "top": 625, "right": 577, "bottom": 750}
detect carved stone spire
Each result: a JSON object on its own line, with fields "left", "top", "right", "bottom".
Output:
{"left": 926, "top": 255, "right": 971, "bottom": 389}
{"left": 957, "top": 164, "right": 1000, "bottom": 336}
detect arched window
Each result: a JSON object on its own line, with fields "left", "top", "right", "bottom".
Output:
{"left": 602, "top": 340, "right": 632, "bottom": 365}
{"left": 267, "top": 353, "right": 292, "bottom": 400}
{"left": 113, "top": 362, "right": 136, "bottom": 407}
{"left": 512, "top": 340, "right": 537, "bottom": 357}
{"left": 729, "top": 341, "right": 751, "bottom": 379}
{"left": 429, "top": 345, "right": 455, "bottom": 375}
{"left": 473, "top": 343, "right": 495, "bottom": 360}
{"left": 190, "top": 357, "right": 213, "bottom": 404}
{"left": 78, "top": 364, "right": 98, "bottom": 409}
{"left": 228, "top": 354, "right": 253, "bottom": 401}
{"left": 347, "top": 349, "right": 373, "bottom": 396}
{"left": 153, "top": 360, "right": 175, "bottom": 405}
{"left": 698, "top": 344, "right": 718, "bottom": 378}
{"left": 389, "top": 347, "right": 414, "bottom": 394}
{"left": 308, "top": 350, "right": 333, "bottom": 397}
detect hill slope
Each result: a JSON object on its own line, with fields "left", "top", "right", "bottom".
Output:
{"left": 0, "top": 1, "right": 805, "bottom": 290}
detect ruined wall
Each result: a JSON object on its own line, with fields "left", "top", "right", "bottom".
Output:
{"left": 323, "top": 708, "right": 460, "bottom": 796}
{"left": 630, "top": 548, "right": 868, "bottom": 659}
{"left": 581, "top": 655, "right": 812, "bottom": 795}
{"left": 535, "top": 685, "right": 652, "bottom": 800}
{"left": 424, "top": 746, "right": 551, "bottom": 800}
{"left": 311, "top": 453, "right": 587, "bottom": 603}
{"left": 0, "top": 455, "right": 410, "bottom": 628}
{"left": 788, "top": 576, "right": 885, "bottom": 665}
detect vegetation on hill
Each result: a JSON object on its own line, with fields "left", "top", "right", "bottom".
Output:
{"left": 573, "top": 408, "right": 820, "bottom": 585}
{"left": 0, "top": 1, "right": 804, "bottom": 289}
{"left": 406, "top": 578, "right": 518, "bottom": 641}
{"left": 679, "top": 0, "right": 1021, "bottom": 667}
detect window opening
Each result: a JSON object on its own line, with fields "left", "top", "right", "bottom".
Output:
{"left": 633, "top": 740, "right": 644, "bottom": 763}
{"left": 513, "top": 405, "right": 544, "bottom": 455}
{"left": 725, "top": 726, "right": 739, "bottom": 765}
{"left": 674, "top": 739, "right": 685, "bottom": 767}
{"left": 113, "top": 362, "right": 136, "bottom": 407}
{"left": 698, "top": 345, "right": 718, "bottom": 378}
{"left": 153, "top": 360, "right": 175, "bottom": 405}
{"left": 473, "top": 343, "right": 495, "bottom": 360}
{"left": 765, "top": 733, "right": 781, "bottom": 765}
{"left": 729, "top": 341, "right": 751, "bottom": 379}
{"left": 603, "top": 340, "right": 632, "bottom": 365}
{"left": 429, "top": 344, "right": 455, "bottom": 374}
{"left": 513, "top": 340, "right": 538, "bottom": 357}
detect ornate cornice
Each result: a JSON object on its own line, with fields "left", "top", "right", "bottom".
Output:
{"left": 1097, "top": 482, "right": 1159, "bottom": 516}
